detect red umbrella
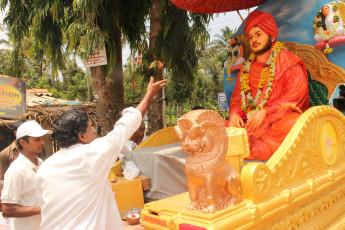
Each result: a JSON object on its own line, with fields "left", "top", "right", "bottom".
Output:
{"left": 170, "top": 0, "right": 268, "bottom": 13}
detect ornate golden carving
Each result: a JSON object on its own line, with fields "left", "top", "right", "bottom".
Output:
{"left": 242, "top": 106, "right": 345, "bottom": 202}
{"left": 270, "top": 184, "right": 345, "bottom": 229}
{"left": 284, "top": 42, "right": 345, "bottom": 98}
{"left": 175, "top": 110, "right": 242, "bottom": 213}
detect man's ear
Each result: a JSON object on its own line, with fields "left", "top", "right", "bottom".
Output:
{"left": 19, "top": 139, "right": 28, "bottom": 148}
{"left": 78, "top": 132, "right": 86, "bottom": 144}
{"left": 271, "top": 36, "right": 276, "bottom": 43}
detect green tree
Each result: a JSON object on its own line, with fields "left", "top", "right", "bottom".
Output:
{"left": 1, "top": 0, "right": 211, "bottom": 135}
{"left": 1, "top": 0, "right": 151, "bottom": 135}
{"left": 0, "top": 49, "right": 14, "bottom": 76}
{"left": 198, "top": 46, "right": 224, "bottom": 101}
{"left": 143, "top": 0, "right": 211, "bottom": 134}
{"left": 123, "top": 60, "right": 146, "bottom": 103}
{"left": 211, "top": 26, "right": 236, "bottom": 55}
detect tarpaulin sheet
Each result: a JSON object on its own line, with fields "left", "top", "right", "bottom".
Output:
{"left": 125, "top": 142, "right": 188, "bottom": 201}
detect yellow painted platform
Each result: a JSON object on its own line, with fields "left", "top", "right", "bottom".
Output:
{"left": 111, "top": 177, "right": 144, "bottom": 214}
{"left": 141, "top": 106, "right": 345, "bottom": 229}
{"left": 136, "top": 126, "right": 180, "bottom": 149}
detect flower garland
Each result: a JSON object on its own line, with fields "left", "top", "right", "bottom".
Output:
{"left": 317, "top": 21, "right": 339, "bottom": 40}
{"left": 239, "top": 41, "right": 284, "bottom": 120}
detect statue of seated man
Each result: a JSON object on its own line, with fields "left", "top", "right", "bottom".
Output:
{"left": 228, "top": 11, "right": 309, "bottom": 161}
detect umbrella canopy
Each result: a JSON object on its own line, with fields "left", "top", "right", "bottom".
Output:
{"left": 170, "top": 0, "right": 268, "bottom": 13}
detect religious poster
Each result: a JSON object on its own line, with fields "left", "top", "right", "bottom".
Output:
{"left": 313, "top": 2, "right": 345, "bottom": 54}
{"left": 0, "top": 75, "right": 26, "bottom": 119}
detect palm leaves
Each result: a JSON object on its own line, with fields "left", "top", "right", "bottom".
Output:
{"left": 211, "top": 26, "right": 236, "bottom": 53}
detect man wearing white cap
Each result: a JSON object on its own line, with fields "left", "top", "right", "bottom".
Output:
{"left": 1, "top": 120, "right": 50, "bottom": 230}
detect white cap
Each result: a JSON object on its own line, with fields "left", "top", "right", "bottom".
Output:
{"left": 16, "top": 120, "right": 51, "bottom": 139}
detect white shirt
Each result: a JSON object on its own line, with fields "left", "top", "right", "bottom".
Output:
{"left": 1, "top": 154, "right": 43, "bottom": 230}
{"left": 120, "top": 134, "right": 148, "bottom": 156}
{"left": 34, "top": 107, "right": 142, "bottom": 230}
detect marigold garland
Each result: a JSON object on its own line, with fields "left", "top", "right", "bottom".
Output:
{"left": 239, "top": 41, "right": 284, "bottom": 120}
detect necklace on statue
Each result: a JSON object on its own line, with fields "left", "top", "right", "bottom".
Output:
{"left": 239, "top": 41, "right": 284, "bottom": 120}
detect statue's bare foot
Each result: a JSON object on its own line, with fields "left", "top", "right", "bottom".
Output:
{"left": 202, "top": 204, "right": 216, "bottom": 213}
{"left": 187, "top": 201, "right": 198, "bottom": 210}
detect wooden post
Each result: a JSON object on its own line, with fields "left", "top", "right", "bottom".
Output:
{"left": 237, "top": 10, "right": 245, "bottom": 23}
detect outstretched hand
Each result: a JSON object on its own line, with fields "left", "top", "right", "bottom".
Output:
{"left": 136, "top": 76, "right": 168, "bottom": 118}
{"left": 146, "top": 76, "right": 168, "bottom": 99}
{"left": 245, "top": 109, "right": 267, "bottom": 131}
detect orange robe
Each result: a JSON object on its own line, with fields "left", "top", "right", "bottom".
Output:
{"left": 229, "top": 49, "right": 309, "bottom": 161}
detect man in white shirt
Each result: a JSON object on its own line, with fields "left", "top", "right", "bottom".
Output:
{"left": 34, "top": 77, "right": 167, "bottom": 230}
{"left": 1, "top": 120, "right": 50, "bottom": 230}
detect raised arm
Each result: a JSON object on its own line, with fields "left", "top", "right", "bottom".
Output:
{"left": 136, "top": 76, "right": 168, "bottom": 118}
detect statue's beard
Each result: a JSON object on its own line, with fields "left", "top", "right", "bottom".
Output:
{"left": 253, "top": 36, "right": 273, "bottom": 55}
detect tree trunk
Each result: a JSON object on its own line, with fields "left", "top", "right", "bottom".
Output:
{"left": 147, "top": 0, "right": 165, "bottom": 135}
{"left": 90, "top": 2, "right": 125, "bottom": 136}
{"left": 86, "top": 68, "right": 91, "bottom": 102}
{"left": 90, "top": 66, "right": 116, "bottom": 136}
{"left": 175, "top": 102, "right": 178, "bottom": 122}
{"left": 168, "top": 100, "right": 173, "bottom": 126}
{"left": 39, "top": 61, "right": 43, "bottom": 78}
{"left": 110, "top": 5, "right": 125, "bottom": 124}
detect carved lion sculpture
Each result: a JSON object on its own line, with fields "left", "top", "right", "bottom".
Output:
{"left": 175, "top": 110, "right": 242, "bottom": 213}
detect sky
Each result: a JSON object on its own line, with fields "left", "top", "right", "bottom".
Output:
{"left": 0, "top": 7, "right": 255, "bottom": 68}
{"left": 207, "top": 9, "right": 251, "bottom": 39}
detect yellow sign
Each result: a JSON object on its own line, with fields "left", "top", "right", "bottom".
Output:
{"left": 0, "top": 84, "right": 23, "bottom": 107}
{"left": 320, "top": 121, "right": 338, "bottom": 165}
{"left": 0, "top": 75, "right": 26, "bottom": 119}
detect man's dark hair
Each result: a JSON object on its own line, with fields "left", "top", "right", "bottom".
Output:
{"left": 54, "top": 109, "right": 89, "bottom": 148}
{"left": 192, "top": 105, "right": 205, "bottom": 110}
{"left": 231, "top": 37, "right": 239, "bottom": 48}
{"left": 13, "top": 120, "right": 25, "bottom": 133}
{"left": 321, "top": 5, "right": 328, "bottom": 31}
{"left": 16, "top": 135, "right": 29, "bottom": 151}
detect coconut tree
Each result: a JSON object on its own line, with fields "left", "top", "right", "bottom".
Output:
{"left": 1, "top": 0, "right": 210, "bottom": 135}
{"left": 144, "top": 0, "right": 211, "bottom": 134}
{"left": 211, "top": 26, "right": 236, "bottom": 54}
{"left": 1, "top": 0, "right": 150, "bottom": 135}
